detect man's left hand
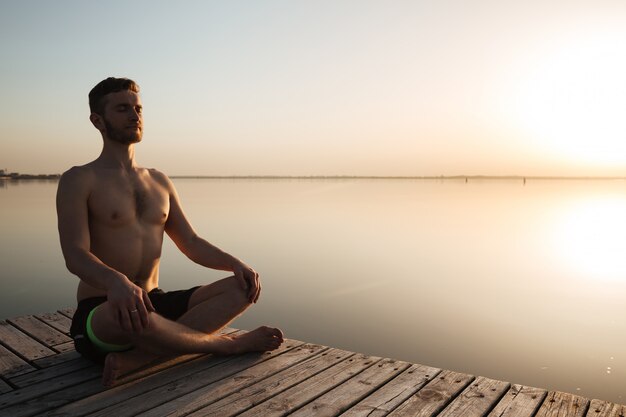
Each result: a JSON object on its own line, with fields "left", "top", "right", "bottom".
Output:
{"left": 232, "top": 261, "right": 261, "bottom": 303}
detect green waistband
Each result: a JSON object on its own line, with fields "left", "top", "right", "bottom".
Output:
{"left": 86, "top": 305, "right": 133, "bottom": 353}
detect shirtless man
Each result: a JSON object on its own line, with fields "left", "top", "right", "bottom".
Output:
{"left": 56, "top": 77, "right": 283, "bottom": 387}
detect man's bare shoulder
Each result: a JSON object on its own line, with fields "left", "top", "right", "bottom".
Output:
{"left": 59, "top": 164, "right": 97, "bottom": 190}
{"left": 146, "top": 168, "right": 175, "bottom": 190}
{"left": 56, "top": 165, "right": 99, "bottom": 207}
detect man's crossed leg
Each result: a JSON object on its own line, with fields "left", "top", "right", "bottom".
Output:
{"left": 74, "top": 276, "right": 283, "bottom": 386}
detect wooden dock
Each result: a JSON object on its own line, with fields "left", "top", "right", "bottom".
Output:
{"left": 0, "top": 308, "right": 624, "bottom": 417}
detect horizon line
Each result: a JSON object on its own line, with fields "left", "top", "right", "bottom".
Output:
{"left": 168, "top": 174, "right": 626, "bottom": 180}
{"left": 2, "top": 173, "right": 626, "bottom": 181}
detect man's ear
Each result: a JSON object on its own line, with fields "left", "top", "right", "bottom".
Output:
{"left": 90, "top": 113, "right": 105, "bottom": 132}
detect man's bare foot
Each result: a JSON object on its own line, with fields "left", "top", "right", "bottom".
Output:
{"left": 101, "top": 327, "right": 283, "bottom": 386}
{"left": 218, "top": 326, "right": 284, "bottom": 355}
{"left": 102, "top": 349, "right": 158, "bottom": 387}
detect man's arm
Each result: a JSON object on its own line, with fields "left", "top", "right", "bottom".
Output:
{"left": 56, "top": 167, "right": 154, "bottom": 331}
{"left": 160, "top": 173, "right": 261, "bottom": 303}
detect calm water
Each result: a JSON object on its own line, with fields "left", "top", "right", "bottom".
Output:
{"left": 0, "top": 178, "right": 625, "bottom": 402}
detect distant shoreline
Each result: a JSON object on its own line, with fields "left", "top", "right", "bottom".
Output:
{"left": 169, "top": 175, "right": 626, "bottom": 180}
{"left": 0, "top": 174, "right": 61, "bottom": 180}
{"left": 1, "top": 174, "right": 625, "bottom": 181}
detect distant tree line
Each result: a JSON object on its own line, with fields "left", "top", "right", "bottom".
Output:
{"left": 0, "top": 169, "right": 60, "bottom": 179}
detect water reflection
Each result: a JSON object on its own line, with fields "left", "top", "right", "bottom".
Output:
{"left": 0, "top": 178, "right": 624, "bottom": 403}
{"left": 551, "top": 196, "right": 626, "bottom": 282}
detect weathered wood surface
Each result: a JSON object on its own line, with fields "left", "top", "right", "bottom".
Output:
{"left": 387, "top": 370, "right": 475, "bottom": 417}
{"left": 587, "top": 399, "right": 626, "bottom": 417}
{"left": 187, "top": 348, "right": 354, "bottom": 417}
{"left": 341, "top": 363, "right": 441, "bottom": 417}
{"left": 98, "top": 340, "right": 311, "bottom": 417}
{"left": 0, "top": 308, "right": 624, "bottom": 417}
{"left": 0, "top": 343, "right": 34, "bottom": 378}
{"left": 438, "top": 376, "right": 510, "bottom": 417}
{"left": 0, "top": 320, "right": 55, "bottom": 360}
{"left": 535, "top": 391, "right": 589, "bottom": 417}
{"left": 35, "top": 312, "right": 72, "bottom": 334}
{"left": 487, "top": 385, "right": 547, "bottom": 417}
{"left": 137, "top": 342, "right": 321, "bottom": 417}
{"left": 287, "top": 357, "right": 411, "bottom": 417}
{"left": 7, "top": 315, "right": 72, "bottom": 347}
{"left": 0, "top": 378, "right": 12, "bottom": 394}
{"left": 237, "top": 353, "right": 380, "bottom": 417}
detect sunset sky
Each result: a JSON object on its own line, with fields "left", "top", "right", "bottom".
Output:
{"left": 1, "top": 1, "right": 626, "bottom": 176}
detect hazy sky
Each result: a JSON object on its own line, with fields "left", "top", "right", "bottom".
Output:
{"left": 1, "top": 1, "right": 626, "bottom": 176}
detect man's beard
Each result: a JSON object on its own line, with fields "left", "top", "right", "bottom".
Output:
{"left": 103, "top": 119, "right": 142, "bottom": 144}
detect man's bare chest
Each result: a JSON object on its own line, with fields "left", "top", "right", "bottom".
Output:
{"left": 88, "top": 178, "right": 169, "bottom": 227}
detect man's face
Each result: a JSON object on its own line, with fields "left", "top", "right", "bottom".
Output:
{"left": 100, "top": 90, "right": 143, "bottom": 144}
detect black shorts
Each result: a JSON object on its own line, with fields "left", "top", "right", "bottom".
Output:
{"left": 69, "top": 286, "right": 201, "bottom": 364}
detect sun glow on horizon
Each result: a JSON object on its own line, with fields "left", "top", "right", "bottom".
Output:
{"left": 511, "top": 31, "right": 626, "bottom": 170}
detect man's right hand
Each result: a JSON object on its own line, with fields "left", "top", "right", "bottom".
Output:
{"left": 107, "top": 276, "right": 155, "bottom": 333}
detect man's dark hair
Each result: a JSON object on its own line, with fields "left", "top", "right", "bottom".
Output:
{"left": 89, "top": 77, "right": 140, "bottom": 115}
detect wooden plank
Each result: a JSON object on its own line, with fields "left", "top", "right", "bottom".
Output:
{"left": 438, "top": 376, "right": 510, "bottom": 417}
{"left": 342, "top": 364, "right": 442, "bottom": 417}
{"left": 189, "top": 348, "right": 354, "bottom": 417}
{"left": 586, "top": 399, "right": 626, "bottom": 417}
{"left": 8, "top": 357, "right": 95, "bottom": 388}
{"left": 0, "top": 344, "right": 35, "bottom": 379}
{"left": 238, "top": 354, "right": 379, "bottom": 417}
{"left": 40, "top": 354, "right": 214, "bottom": 417}
{"left": 288, "top": 357, "right": 411, "bottom": 417}
{"left": 57, "top": 308, "right": 75, "bottom": 319}
{"left": 52, "top": 341, "right": 75, "bottom": 353}
{"left": 387, "top": 370, "right": 474, "bottom": 417}
{"left": 4, "top": 352, "right": 216, "bottom": 417}
{"left": 488, "top": 384, "right": 548, "bottom": 417}
{"left": 118, "top": 342, "right": 322, "bottom": 417}
{"left": 7, "top": 316, "right": 72, "bottom": 347}
{"left": 1, "top": 376, "right": 105, "bottom": 417}
{"left": 0, "top": 366, "right": 102, "bottom": 411}
{"left": 535, "top": 391, "right": 589, "bottom": 417}
{"left": 36, "top": 312, "right": 72, "bottom": 335}
{"left": 0, "top": 320, "right": 55, "bottom": 361}
{"left": 33, "top": 350, "right": 81, "bottom": 368}
{"left": 0, "top": 378, "right": 13, "bottom": 394}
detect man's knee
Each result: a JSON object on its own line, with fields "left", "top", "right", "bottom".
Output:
{"left": 224, "top": 275, "right": 254, "bottom": 306}
{"left": 90, "top": 303, "right": 133, "bottom": 343}
{"left": 215, "top": 275, "right": 254, "bottom": 302}
{"left": 189, "top": 275, "right": 254, "bottom": 310}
